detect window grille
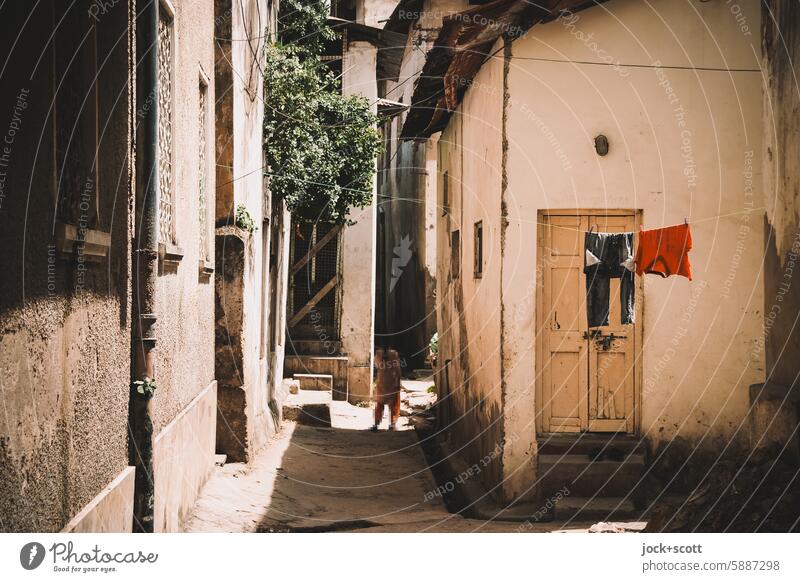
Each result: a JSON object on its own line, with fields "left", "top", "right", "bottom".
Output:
{"left": 157, "top": 8, "right": 174, "bottom": 244}
{"left": 198, "top": 82, "right": 208, "bottom": 260}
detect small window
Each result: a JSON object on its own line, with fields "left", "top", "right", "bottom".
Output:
{"left": 474, "top": 221, "right": 483, "bottom": 278}
{"left": 450, "top": 229, "right": 460, "bottom": 279}
{"left": 442, "top": 171, "right": 449, "bottom": 216}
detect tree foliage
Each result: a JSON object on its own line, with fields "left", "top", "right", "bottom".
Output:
{"left": 265, "top": 1, "right": 381, "bottom": 224}
{"left": 277, "top": 0, "right": 336, "bottom": 57}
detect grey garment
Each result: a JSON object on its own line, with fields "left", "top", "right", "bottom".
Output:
{"left": 584, "top": 231, "right": 635, "bottom": 327}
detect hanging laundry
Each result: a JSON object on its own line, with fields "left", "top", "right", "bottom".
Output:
{"left": 635, "top": 223, "right": 693, "bottom": 280}
{"left": 584, "top": 231, "right": 635, "bottom": 328}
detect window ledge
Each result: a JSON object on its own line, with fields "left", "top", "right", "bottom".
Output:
{"left": 159, "top": 242, "right": 184, "bottom": 270}
{"left": 198, "top": 259, "right": 214, "bottom": 280}
{"left": 54, "top": 222, "right": 111, "bottom": 261}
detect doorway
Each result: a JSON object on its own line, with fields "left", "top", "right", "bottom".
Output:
{"left": 536, "top": 210, "right": 642, "bottom": 434}
{"left": 286, "top": 220, "right": 343, "bottom": 342}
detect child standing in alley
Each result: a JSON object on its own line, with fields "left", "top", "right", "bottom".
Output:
{"left": 372, "top": 346, "right": 401, "bottom": 431}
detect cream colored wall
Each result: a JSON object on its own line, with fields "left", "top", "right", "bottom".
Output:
{"left": 357, "top": 0, "right": 399, "bottom": 27}
{"left": 62, "top": 467, "right": 136, "bottom": 533}
{"left": 438, "top": 0, "right": 765, "bottom": 503}
{"left": 232, "top": 0, "right": 281, "bottom": 454}
{"left": 154, "top": 381, "right": 217, "bottom": 532}
{"left": 498, "top": 0, "right": 764, "bottom": 499}
{"left": 436, "top": 38, "right": 506, "bottom": 494}
{"left": 341, "top": 40, "right": 378, "bottom": 401}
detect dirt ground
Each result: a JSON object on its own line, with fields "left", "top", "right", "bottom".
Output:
{"left": 184, "top": 380, "right": 608, "bottom": 533}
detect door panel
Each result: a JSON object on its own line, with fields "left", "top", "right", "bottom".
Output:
{"left": 541, "top": 216, "right": 588, "bottom": 432}
{"left": 538, "top": 212, "right": 638, "bottom": 435}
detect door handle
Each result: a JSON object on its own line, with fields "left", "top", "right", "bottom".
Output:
{"left": 583, "top": 331, "right": 627, "bottom": 340}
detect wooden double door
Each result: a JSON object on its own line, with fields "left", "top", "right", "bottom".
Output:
{"left": 536, "top": 211, "right": 641, "bottom": 434}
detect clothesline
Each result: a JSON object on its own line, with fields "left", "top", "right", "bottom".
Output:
{"left": 522, "top": 207, "right": 765, "bottom": 233}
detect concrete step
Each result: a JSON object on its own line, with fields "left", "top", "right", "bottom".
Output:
{"left": 286, "top": 340, "right": 342, "bottom": 356}
{"left": 294, "top": 373, "right": 333, "bottom": 391}
{"left": 538, "top": 433, "right": 646, "bottom": 457}
{"left": 282, "top": 391, "right": 331, "bottom": 427}
{"left": 538, "top": 453, "right": 646, "bottom": 498}
{"left": 281, "top": 403, "right": 331, "bottom": 427}
{"left": 284, "top": 355, "right": 348, "bottom": 400}
{"left": 553, "top": 496, "right": 640, "bottom": 521}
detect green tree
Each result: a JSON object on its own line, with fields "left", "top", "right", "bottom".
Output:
{"left": 265, "top": 1, "right": 381, "bottom": 225}
{"left": 277, "top": 0, "right": 336, "bottom": 57}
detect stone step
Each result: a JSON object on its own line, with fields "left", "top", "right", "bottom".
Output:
{"left": 553, "top": 496, "right": 640, "bottom": 522}
{"left": 286, "top": 340, "right": 342, "bottom": 356}
{"left": 281, "top": 403, "right": 331, "bottom": 427}
{"left": 284, "top": 355, "right": 349, "bottom": 400}
{"left": 294, "top": 373, "right": 333, "bottom": 391}
{"left": 538, "top": 453, "right": 646, "bottom": 499}
{"left": 538, "top": 433, "right": 647, "bottom": 457}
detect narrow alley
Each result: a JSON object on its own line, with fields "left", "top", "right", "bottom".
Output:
{"left": 185, "top": 379, "right": 617, "bottom": 533}
{"left": 3, "top": 1, "right": 800, "bottom": 572}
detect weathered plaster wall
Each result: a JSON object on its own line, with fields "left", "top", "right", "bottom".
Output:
{"left": 154, "top": 381, "right": 217, "bottom": 532}
{"left": 214, "top": 0, "right": 285, "bottom": 460}
{"left": 377, "top": 0, "right": 468, "bottom": 366}
{"left": 436, "top": 38, "right": 506, "bottom": 498}
{"left": 438, "top": 0, "right": 765, "bottom": 503}
{"left": 357, "top": 0, "right": 399, "bottom": 28}
{"left": 62, "top": 467, "right": 135, "bottom": 533}
{"left": 150, "top": 0, "right": 217, "bottom": 525}
{"left": 152, "top": 0, "right": 216, "bottom": 433}
{"left": 341, "top": 40, "right": 378, "bottom": 402}
{"left": 502, "top": 0, "right": 764, "bottom": 499}
{"left": 0, "top": 1, "right": 132, "bottom": 532}
{"left": 761, "top": 0, "right": 800, "bottom": 393}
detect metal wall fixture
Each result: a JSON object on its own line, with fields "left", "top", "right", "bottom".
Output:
{"left": 595, "top": 134, "right": 609, "bottom": 156}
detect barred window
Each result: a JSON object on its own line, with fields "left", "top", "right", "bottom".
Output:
{"left": 474, "top": 220, "right": 483, "bottom": 278}
{"left": 198, "top": 76, "right": 209, "bottom": 261}
{"left": 157, "top": 2, "right": 175, "bottom": 245}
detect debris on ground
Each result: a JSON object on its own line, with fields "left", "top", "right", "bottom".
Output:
{"left": 588, "top": 521, "right": 647, "bottom": 533}
{"left": 646, "top": 445, "right": 800, "bottom": 532}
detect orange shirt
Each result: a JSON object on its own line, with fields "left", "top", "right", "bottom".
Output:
{"left": 635, "top": 223, "right": 692, "bottom": 280}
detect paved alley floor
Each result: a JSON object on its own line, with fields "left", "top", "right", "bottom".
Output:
{"left": 184, "top": 381, "right": 602, "bottom": 533}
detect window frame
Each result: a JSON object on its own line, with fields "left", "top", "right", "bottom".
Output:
{"left": 198, "top": 65, "right": 212, "bottom": 276}
{"left": 52, "top": 3, "right": 111, "bottom": 260}
{"left": 157, "top": 0, "right": 178, "bottom": 245}
{"left": 473, "top": 220, "right": 483, "bottom": 279}
{"left": 450, "top": 229, "right": 460, "bottom": 280}
{"left": 157, "top": 0, "right": 183, "bottom": 266}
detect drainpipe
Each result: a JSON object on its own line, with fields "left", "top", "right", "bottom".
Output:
{"left": 130, "top": 0, "right": 158, "bottom": 534}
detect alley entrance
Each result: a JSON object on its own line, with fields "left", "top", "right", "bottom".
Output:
{"left": 536, "top": 211, "right": 642, "bottom": 434}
